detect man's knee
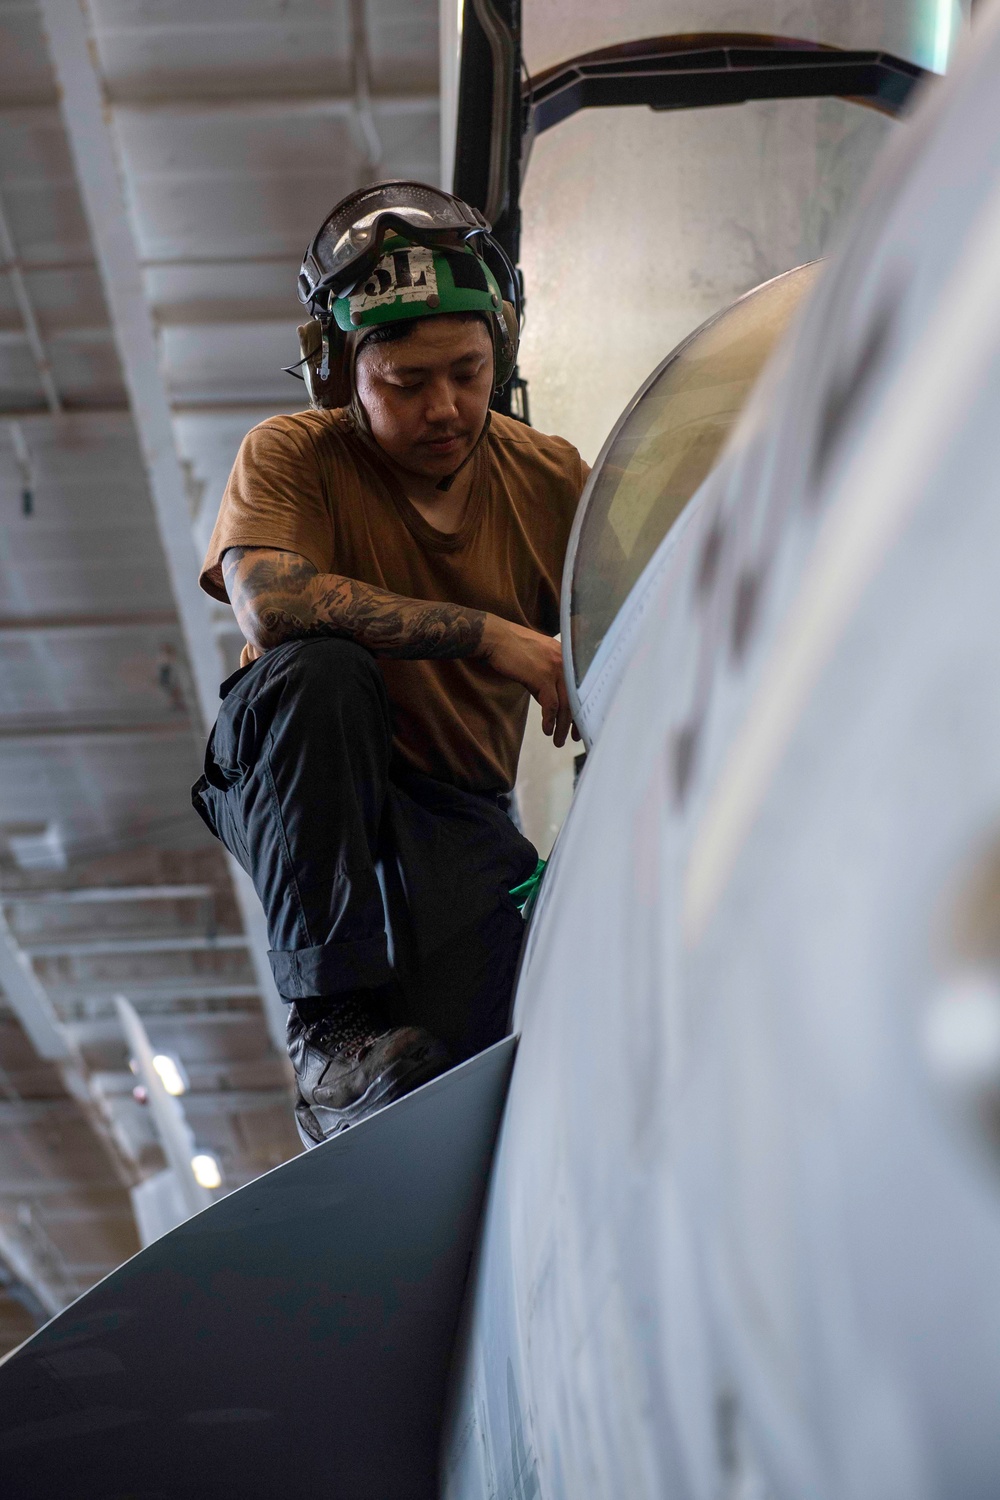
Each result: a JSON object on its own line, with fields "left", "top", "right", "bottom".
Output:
{"left": 258, "top": 637, "right": 386, "bottom": 718}
{"left": 272, "top": 635, "right": 376, "bottom": 679}
{"left": 213, "top": 637, "right": 389, "bottom": 772}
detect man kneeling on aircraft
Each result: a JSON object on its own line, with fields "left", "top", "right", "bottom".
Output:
{"left": 193, "top": 183, "right": 586, "bottom": 1147}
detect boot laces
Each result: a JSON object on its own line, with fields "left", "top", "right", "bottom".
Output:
{"left": 303, "top": 996, "right": 388, "bottom": 1062}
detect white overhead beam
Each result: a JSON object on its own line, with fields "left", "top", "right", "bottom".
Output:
{"left": 0, "top": 612, "right": 177, "bottom": 636}
{"left": 0, "top": 314, "right": 304, "bottom": 339}
{"left": 0, "top": 92, "right": 436, "bottom": 123}
{"left": 143, "top": 254, "right": 298, "bottom": 269}
{"left": 0, "top": 324, "right": 113, "bottom": 347}
{"left": 0, "top": 405, "right": 131, "bottom": 424}
{"left": 68, "top": 1011, "right": 258, "bottom": 1044}
{"left": 0, "top": 1098, "right": 77, "bottom": 1127}
{"left": 24, "top": 932, "right": 248, "bottom": 958}
{"left": 0, "top": 254, "right": 96, "bottom": 275}
{"left": 6, "top": 883, "right": 213, "bottom": 905}
{"left": 57, "top": 1261, "right": 118, "bottom": 1278}
{"left": 37, "top": 1205, "right": 135, "bottom": 1224}
{"left": 0, "top": 1179, "right": 122, "bottom": 1196}
{"left": 38, "top": 0, "right": 291, "bottom": 1055}
{"left": 181, "top": 1088, "right": 290, "bottom": 1115}
{"left": 0, "top": 401, "right": 300, "bottom": 422}
{"left": 0, "top": 1086, "right": 286, "bottom": 1123}
{"left": 0, "top": 720, "right": 191, "bottom": 742}
{"left": 48, "top": 981, "right": 261, "bottom": 1002}
{"left": 114, "top": 90, "right": 436, "bottom": 122}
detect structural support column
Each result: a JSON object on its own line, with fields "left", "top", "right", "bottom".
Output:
{"left": 38, "top": 0, "right": 287, "bottom": 1054}
{"left": 0, "top": 910, "right": 70, "bottom": 1062}
{"left": 0, "top": 910, "right": 136, "bottom": 1190}
{"left": 0, "top": 1221, "right": 62, "bottom": 1325}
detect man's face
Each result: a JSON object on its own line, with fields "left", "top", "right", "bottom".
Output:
{"left": 354, "top": 315, "right": 494, "bottom": 480}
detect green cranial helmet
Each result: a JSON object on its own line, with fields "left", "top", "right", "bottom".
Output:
{"left": 330, "top": 234, "right": 504, "bottom": 333}
{"left": 289, "top": 183, "right": 520, "bottom": 406}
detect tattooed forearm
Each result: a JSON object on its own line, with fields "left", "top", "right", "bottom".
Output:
{"left": 222, "top": 546, "right": 487, "bottom": 659}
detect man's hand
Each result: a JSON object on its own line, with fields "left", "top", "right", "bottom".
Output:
{"left": 480, "top": 616, "right": 576, "bottom": 748}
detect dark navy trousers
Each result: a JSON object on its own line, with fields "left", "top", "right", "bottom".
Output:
{"left": 192, "top": 637, "right": 537, "bottom": 1062}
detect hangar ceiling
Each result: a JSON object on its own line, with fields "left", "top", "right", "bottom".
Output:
{"left": 0, "top": 0, "right": 439, "bottom": 1355}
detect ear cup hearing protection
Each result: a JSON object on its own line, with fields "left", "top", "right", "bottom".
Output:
{"left": 495, "top": 300, "right": 519, "bottom": 390}
{"left": 296, "top": 318, "right": 352, "bottom": 410}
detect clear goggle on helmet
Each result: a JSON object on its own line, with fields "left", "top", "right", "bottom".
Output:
{"left": 298, "top": 181, "right": 492, "bottom": 313}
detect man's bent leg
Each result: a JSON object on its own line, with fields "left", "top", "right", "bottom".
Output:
{"left": 192, "top": 639, "right": 448, "bottom": 1144}
{"left": 407, "top": 903, "right": 526, "bottom": 1061}
{"left": 384, "top": 774, "right": 538, "bottom": 1062}
{"left": 194, "top": 637, "right": 398, "bottom": 996}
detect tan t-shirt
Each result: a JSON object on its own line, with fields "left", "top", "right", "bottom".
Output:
{"left": 200, "top": 408, "right": 587, "bottom": 793}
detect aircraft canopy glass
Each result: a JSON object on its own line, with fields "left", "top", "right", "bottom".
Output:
{"left": 566, "top": 261, "right": 820, "bottom": 688}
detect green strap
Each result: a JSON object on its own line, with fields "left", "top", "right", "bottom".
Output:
{"left": 509, "top": 857, "right": 546, "bottom": 911}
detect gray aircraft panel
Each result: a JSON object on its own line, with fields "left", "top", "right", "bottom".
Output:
{"left": 444, "top": 12, "right": 1000, "bottom": 1499}
{"left": 0, "top": 1035, "right": 516, "bottom": 1500}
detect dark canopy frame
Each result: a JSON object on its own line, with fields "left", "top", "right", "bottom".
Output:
{"left": 452, "top": 7, "right": 927, "bottom": 418}
{"left": 526, "top": 34, "right": 924, "bottom": 141}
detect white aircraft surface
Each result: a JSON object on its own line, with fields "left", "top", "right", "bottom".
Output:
{"left": 444, "top": 9, "right": 1000, "bottom": 1498}
{"left": 3, "top": 10, "right": 1000, "bottom": 1500}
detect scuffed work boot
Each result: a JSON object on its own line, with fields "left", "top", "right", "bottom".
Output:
{"left": 287, "top": 993, "right": 449, "bottom": 1148}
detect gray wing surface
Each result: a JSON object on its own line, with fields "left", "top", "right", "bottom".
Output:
{"left": 0, "top": 1036, "right": 516, "bottom": 1500}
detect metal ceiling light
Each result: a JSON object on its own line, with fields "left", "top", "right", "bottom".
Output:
{"left": 190, "top": 1153, "right": 222, "bottom": 1191}
{"left": 151, "top": 1054, "right": 188, "bottom": 1098}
